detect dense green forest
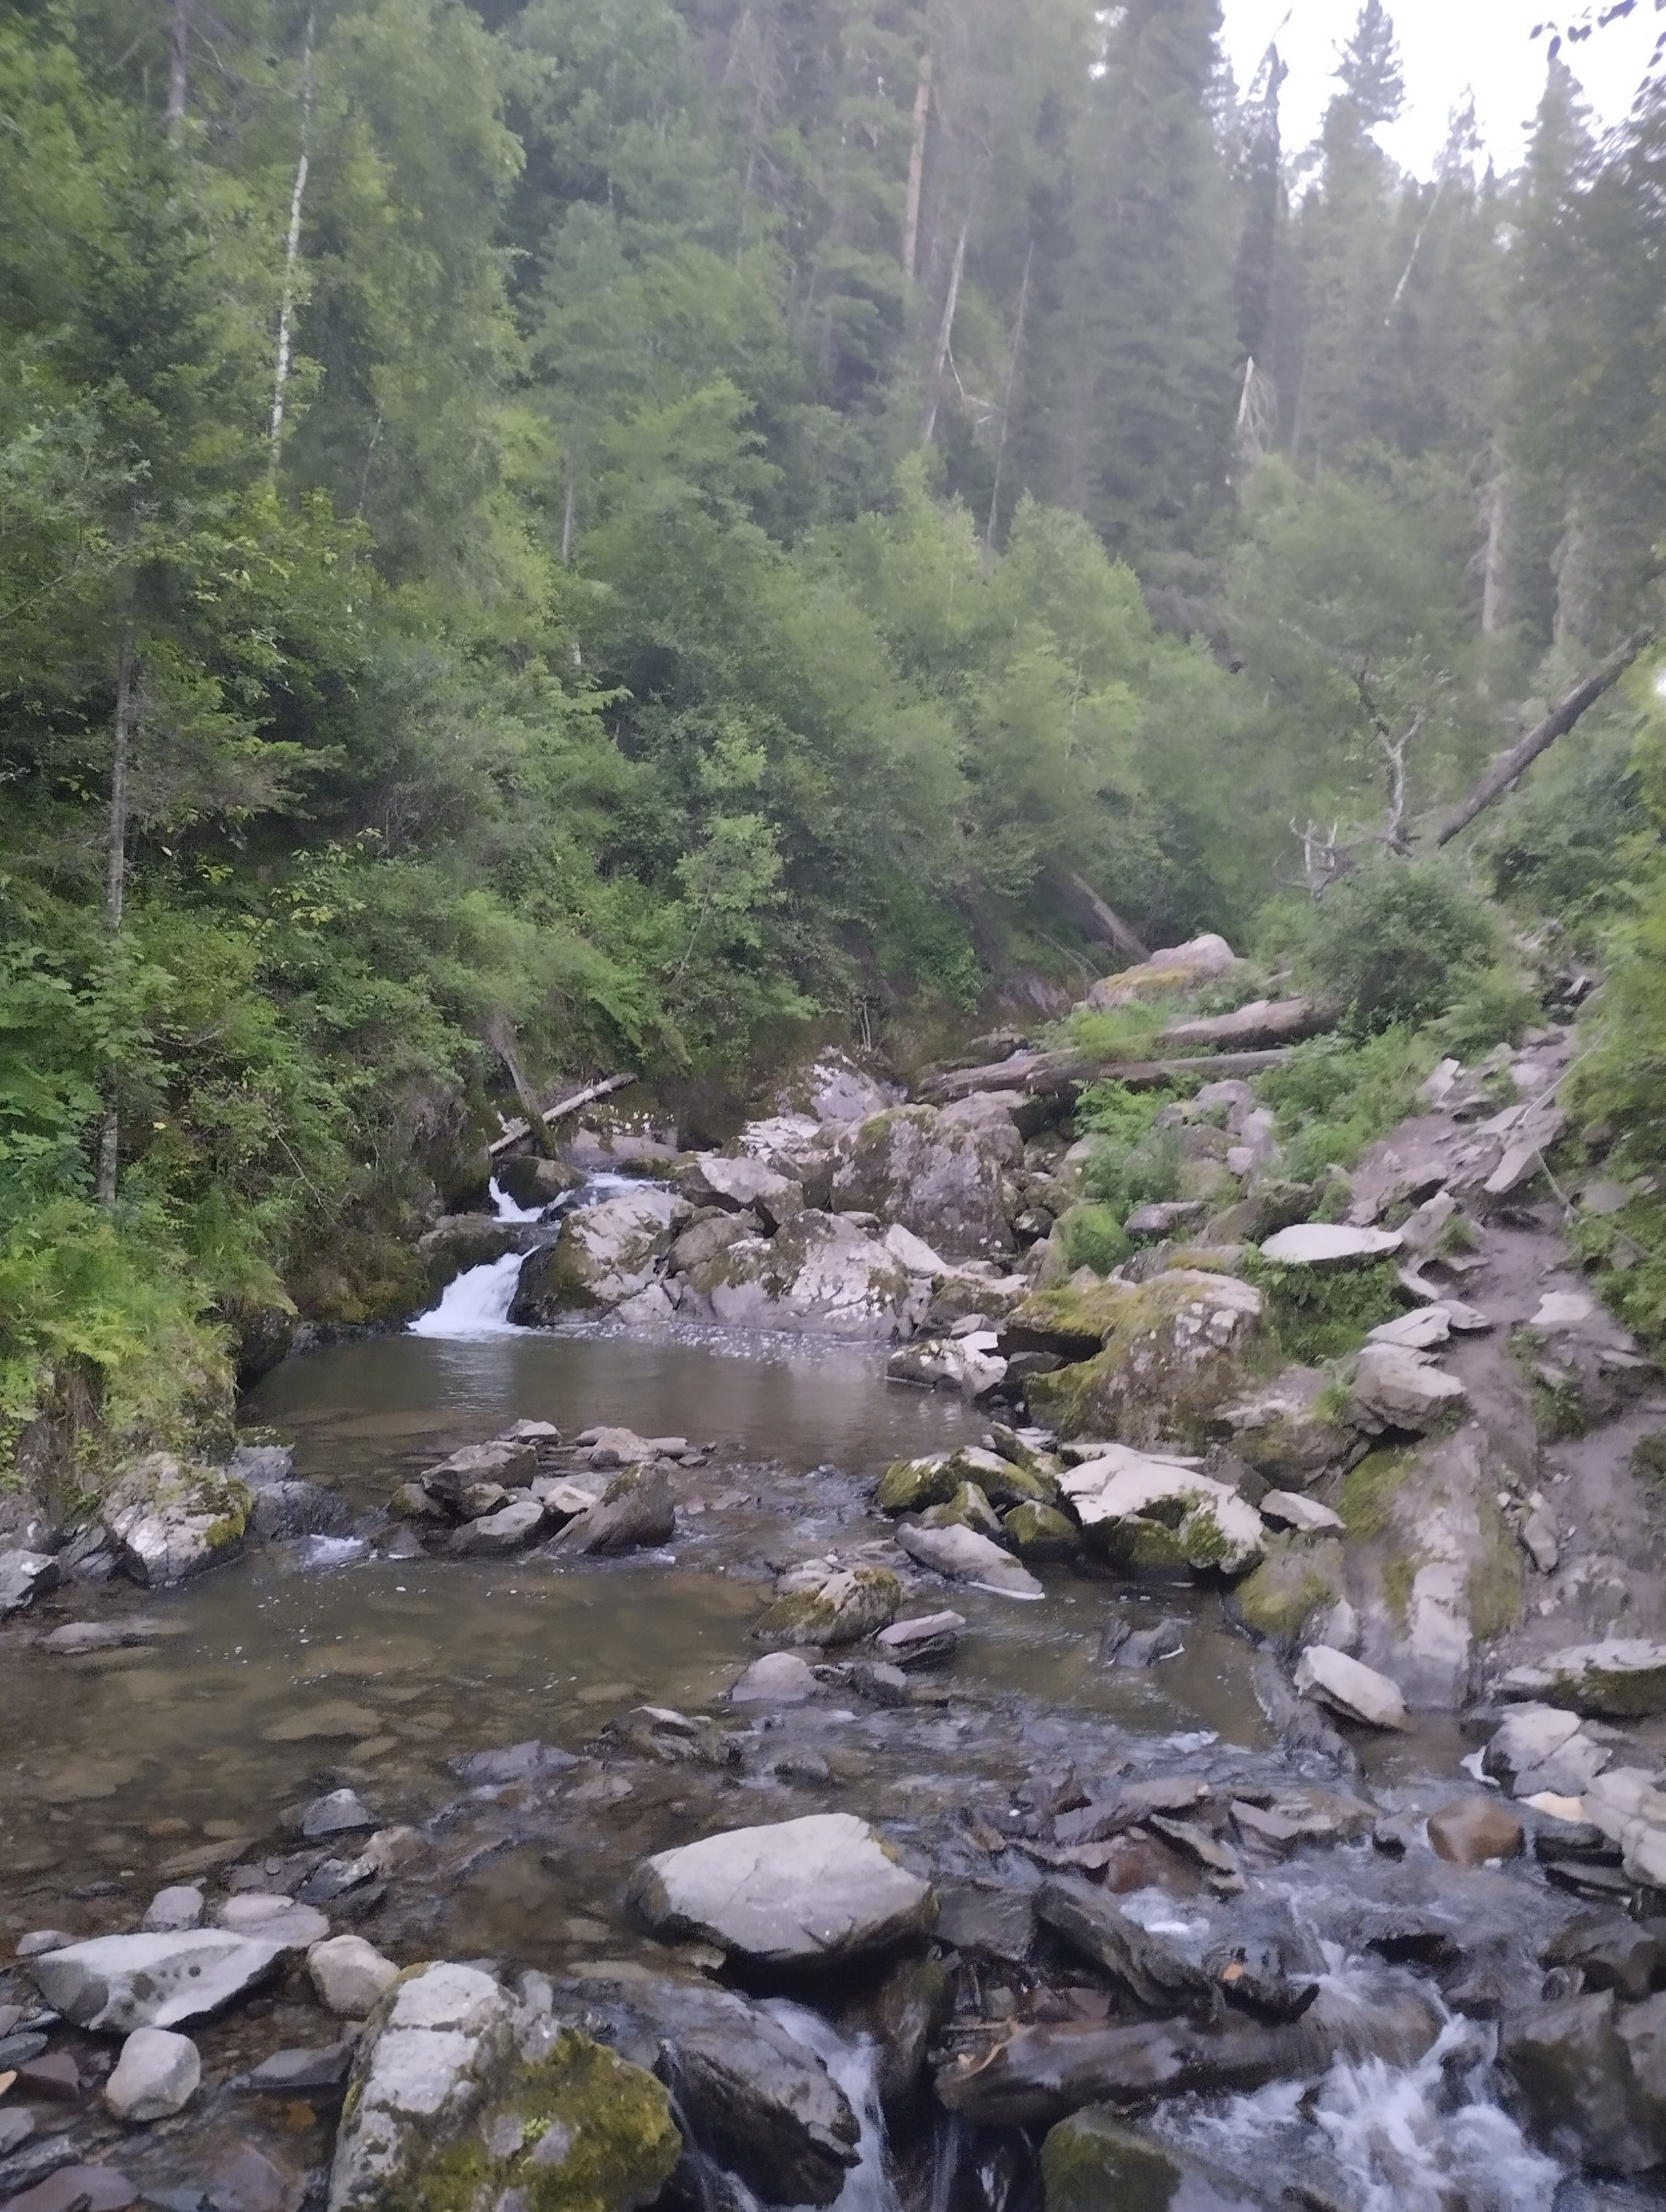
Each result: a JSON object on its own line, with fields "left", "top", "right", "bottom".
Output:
{"left": 3, "top": 0, "right": 1664, "bottom": 1477}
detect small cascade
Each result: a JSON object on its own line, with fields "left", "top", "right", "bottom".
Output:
{"left": 408, "top": 1176, "right": 540, "bottom": 1340}
{"left": 763, "top": 2000, "right": 900, "bottom": 2212}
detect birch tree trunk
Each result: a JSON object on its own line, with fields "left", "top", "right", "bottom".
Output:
{"left": 97, "top": 630, "right": 137, "bottom": 1209}
{"left": 269, "top": 13, "right": 316, "bottom": 469}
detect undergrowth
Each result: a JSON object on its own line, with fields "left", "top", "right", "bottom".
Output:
{"left": 1256, "top": 1028, "right": 1438, "bottom": 1181}
{"left": 1245, "top": 1253, "right": 1405, "bottom": 1363}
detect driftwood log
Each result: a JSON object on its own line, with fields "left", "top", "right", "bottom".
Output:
{"left": 488, "top": 1071, "right": 637, "bottom": 1159}
{"left": 920, "top": 998, "right": 1329, "bottom": 1106}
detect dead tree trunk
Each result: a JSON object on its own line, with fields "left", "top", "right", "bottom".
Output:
{"left": 985, "top": 241, "right": 1032, "bottom": 549}
{"left": 488, "top": 1073, "right": 639, "bottom": 1159}
{"left": 919, "top": 216, "right": 968, "bottom": 446}
{"left": 1066, "top": 872, "right": 1150, "bottom": 962}
{"left": 166, "top": 0, "right": 190, "bottom": 131}
{"left": 1430, "top": 637, "right": 1646, "bottom": 849}
{"left": 901, "top": 52, "right": 933, "bottom": 281}
{"left": 486, "top": 1015, "right": 556, "bottom": 1157}
{"left": 97, "top": 630, "right": 137, "bottom": 1208}
{"left": 269, "top": 12, "right": 315, "bottom": 469}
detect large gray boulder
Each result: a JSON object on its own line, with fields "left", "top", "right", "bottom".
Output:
{"left": 508, "top": 1187, "right": 687, "bottom": 1320}
{"left": 1260, "top": 1223, "right": 1404, "bottom": 1267}
{"left": 753, "top": 1564, "right": 900, "bottom": 1647}
{"left": 107, "top": 1453, "right": 253, "bottom": 1587}
{"left": 0, "top": 1548, "right": 58, "bottom": 1617}
{"left": 830, "top": 1105, "right": 1015, "bottom": 1259}
{"left": 103, "top": 2026, "right": 201, "bottom": 2121}
{"left": 1499, "top": 1990, "right": 1662, "bottom": 2174}
{"left": 1085, "top": 934, "right": 1240, "bottom": 1012}
{"left": 658, "top": 1995, "right": 860, "bottom": 2206}
{"left": 32, "top": 1930, "right": 285, "bottom": 2031}
{"left": 1294, "top": 1644, "right": 1409, "bottom": 1731}
{"left": 1060, "top": 1447, "right": 1264, "bottom": 1577}
{"left": 628, "top": 1812, "right": 934, "bottom": 1965}
{"left": 328, "top": 1962, "right": 681, "bottom": 2212}
{"left": 681, "top": 1209, "right": 929, "bottom": 1340}
{"left": 679, "top": 1153, "right": 805, "bottom": 1228}
{"left": 549, "top": 1464, "right": 676, "bottom": 1555}
{"left": 1349, "top": 1343, "right": 1468, "bottom": 1434}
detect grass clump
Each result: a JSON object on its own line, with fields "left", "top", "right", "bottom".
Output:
{"left": 1245, "top": 1254, "right": 1404, "bottom": 1363}
{"left": 1338, "top": 1445, "right": 1416, "bottom": 1540}
{"left": 1257, "top": 1028, "right": 1438, "bottom": 1181}
{"left": 1059, "top": 1203, "right": 1133, "bottom": 1276}
{"left": 1074, "top": 1081, "right": 1183, "bottom": 1220}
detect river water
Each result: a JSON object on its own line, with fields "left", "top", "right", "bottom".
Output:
{"left": 0, "top": 1223, "right": 1646, "bottom": 2210}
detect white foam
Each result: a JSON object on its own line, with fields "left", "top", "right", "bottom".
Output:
{"left": 764, "top": 1999, "right": 899, "bottom": 2212}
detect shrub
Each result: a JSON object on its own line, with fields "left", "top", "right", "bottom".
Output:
{"left": 1296, "top": 858, "right": 1499, "bottom": 1037}
{"left": 1059, "top": 1203, "right": 1133, "bottom": 1276}
{"left": 1245, "top": 1253, "right": 1405, "bottom": 1363}
{"left": 1080, "top": 1123, "right": 1182, "bottom": 1218}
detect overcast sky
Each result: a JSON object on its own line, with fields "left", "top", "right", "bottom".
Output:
{"left": 1220, "top": 0, "right": 1659, "bottom": 175}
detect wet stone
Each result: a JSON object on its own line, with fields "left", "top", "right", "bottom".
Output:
{"left": 103, "top": 2026, "right": 201, "bottom": 2121}
{"left": 301, "top": 1788, "right": 372, "bottom": 1841}
{"left": 243, "top": 2040, "right": 357, "bottom": 2095}
{"left": 2, "top": 2168, "right": 140, "bottom": 2212}
{"left": 1426, "top": 1795, "right": 1524, "bottom": 1866}
{"left": 142, "top": 1884, "right": 204, "bottom": 1933}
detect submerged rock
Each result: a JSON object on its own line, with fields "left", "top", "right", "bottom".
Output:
{"left": 103, "top": 2027, "right": 201, "bottom": 2121}
{"left": 1427, "top": 1796, "right": 1524, "bottom": 1866}
{"left": 627, "top": 1812, "right": 934, "bottom": 1965}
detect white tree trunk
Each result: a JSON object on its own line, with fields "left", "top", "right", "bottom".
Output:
{"left": 97, "top": 630, "right": 137, "bottom": 1209}
{"left": 901, "top": 52, "right": 933, "bottom": 281}
{"left": 269, "top": 13, "right": 316, "bottom": 468}
{"left": 166, "top": 0, "right": 190, "bottom": 132}
{"left": 919, "top": 217, "right": 968, "bottom": 445}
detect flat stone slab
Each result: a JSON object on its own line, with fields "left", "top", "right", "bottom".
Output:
{"left": 1258, "top": 1491, "right": 1345, "bottom": 1534}
{"left": 628, "top": 1811, "right": 934, "bottom": 1965}
{"left": 1260, "top": 1224, "right": 1404, "bottom": 1267}
{"left": 32, "top": 1930, "right": 286, "bottom": 2032}
{"left": 1293, "top": 1644, "right": 1409, "bottom": 1731}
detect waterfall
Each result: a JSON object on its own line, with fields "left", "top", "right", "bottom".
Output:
{"left": 407, "top": 1177, "right": 537, "bottom": 1340}
{"left": 763, "top": 2000, "right": 900, "bottom": 2212}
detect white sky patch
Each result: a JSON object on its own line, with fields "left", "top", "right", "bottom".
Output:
{"left": 1221, "top": 0, "right": 1662, "bottom": 176}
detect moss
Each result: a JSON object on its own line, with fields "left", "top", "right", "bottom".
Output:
{"left": 1041, "top": 2106, "right": 1185, "bottom": 2212}
{"left": 921, "top": 1481, "right": 1003, "bottom": 1537}
{"left": 753, "top": 1566, "right": 900, "bottom": 1648}
{"left": 876, "top": 1455, "right": 955, "bottom": 1513}
{"left": 1093, "top": 1512, "right": 1190, "bottom": 1575}
{"left": 1338, "top": 1447, "right": 1416, "bottom": 1541}
{"left": 946, "top": 1450, "right": 1059, "bottom": 1509}
{"left": 1244, "top": 1255, "right": 1404, "bottom": 1364}
{"left": 1381, "top": 1551, "right": 1415, "bottom": 1631}
{"left": 1467, "top": 1505, "right": 1524, "bottom": 1641}
{"left": 1027, "top": 1272, "right": 1266, "bottom": 1449}
{"left": 1530, "top": 1374, "right": 1588, "bottom": 1441}
{"left": 1632, "top": 1432, "right": 1666, "bottom": 1484}
{"left": 1006, "top": 1279, "right": 1136, "bottom": 1353}
{"left": 1059, "top": 1202, "right": 1133, "bottom": 1275}
{"left": 1236, "top": 1535, "right": 1343, "bottom": 1640}
{"left": 421, "top": 2032, "right": 681, "bottom": 2212}
{"left": 1003, "top": 1501, "right": 1080, "bottom": 1557}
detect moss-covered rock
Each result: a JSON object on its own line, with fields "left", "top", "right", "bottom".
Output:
{"left": 876, "top": 1454, "right": 956, "bottom": 1513}
{"left": 753, "top": 1566, "right": 901, "bottom": 1648}
{"left": 1218, "top": 1366, "right": 1354, "bottom": 1487}
{"left": 1235, "top": 1534, "right": 1344, "bottom": 1642}
{"left": 1001, "top": 1280, "right": 1135, "bottom": 1358}
{"left": 420, "top": 2033, "right": 681, "bottom": 2212}
{"left": 1040, "top": 2105, "right": 1189, "bottom": 2212}
{"left": 107, "top": 1453, "right": 253, "bottom": 1587}
{"left": 920, "top": 1482, "right": 1005, "bottom": 1539}
{"left": 508, "top": 1188, "right": 686, "bottom": 1319}
{"left": 1003, "top": 1502, "right": 1080, "bottom": 1558}
{"left": 1026, "top": 1271, "right": 1269, "bottom": 1449}
{"left": 1092, "top": 1512, "right": 1192, "bottom": 1576}
{"left": 943, "top": 1445, "right": 1060, "bottom": 1509}
{"left": 829, "top": 1105, "right": 1015, "bottom": 1258}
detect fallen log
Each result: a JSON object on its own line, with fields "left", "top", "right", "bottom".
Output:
{"left": 919, "top": 999, "right": 1327, "bottom": 1105}
{"left": 488, "top": 1071, "right": 638, "bottom": 1158}
{"left": 920, "top": 1048, "right": 1302, "bottom": 1106}
{"left": 1066, "top": 872, "right": 1151, "bottom": 962}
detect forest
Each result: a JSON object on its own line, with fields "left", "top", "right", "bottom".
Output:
{"left": 2, "top": 0, "right": 1665, "bottom": 1479}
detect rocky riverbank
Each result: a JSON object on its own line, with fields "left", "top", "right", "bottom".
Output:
{"left": 8, "top": 937, "right": 1666, "bottom": 2206}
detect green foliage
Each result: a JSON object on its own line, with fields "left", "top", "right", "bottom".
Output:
{"left": 1059, "top": 1204, "right": 1132, "bottom": 1278}
{"left": 1294, "top": 860, "right": 1499, "bottom": 1037}
{"left": 1338, "top": 1445, "right": 1416, "bottom": 1542}
{"left": 1257, "top": 1028, "right": 1439, "bottom": 1180}
{"left": 1245, "top": 1256, "right": 1404, "bottom": 1364}
{"left": 1079, "top": 1118, "right": 1183, "bottom": 1223}
{"left": 1434, "top": 969, "right": 1543, "bottom": 1059}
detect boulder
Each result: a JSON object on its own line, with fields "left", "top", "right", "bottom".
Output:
{"left": 1040, "top": 2109, "right": 1258, "bottom": 2212}
{"left": 0, "top": 1550, "right": 58, "bottom": 1617}
{"left": 1497, "top": 1639, "right": 1666, "bottom": 1719}
{"left": 308, "top": 1935, "right": 401, "bottom": 2019}
{"left": 829, "top": 1105, "right": 1015, "bottom": 1259}
{"left": 416, "top": 1215, "right": 536, "bottom": 1288}
{"left": 753, "top": 1566, "right": 900, "bottom": 1648}
{"left": 448, "top": 1496, "right": 547, "bottom": 1557}
{"left": 682, "top": 1209, "right": 929, "bottom": 1340}
{"left": 876, "top": 1454, "right": 956, "bottom": 1513}
{"left": 887, "top": 1332, "right": 1008, "bottom": 1399}
{"left": 550, "top": 1465, "right": 676, "bottom": 1556}
{"left": 31, "top": 1930, "right": 285, "bottom": 2031}
{"left": 1004, "top": 1502, "right": 1081, "bottom": 1557}
{"left": 1217, "top": 1368, "right": 1354, "bottom": 1486}
{"left": 249, "top": 1480, "right": 354, "bottom": 1543}
{"left": 1483, "top": 1705, "right": 1609, "bottom": 1800}
{"left": 507, "top": 1187, "right": 687, "bottom": 1319}
{"left": 1061, "top": 1447, "right": 1264, "bottom": 1576}
{"left": 1427, "top": 1796, "right": 1524, "bottom": 1866}
{"left": 1259, "top": 1223, "right": 1404, "bottom": 1266}
{"left": 1499, "top": 1990, "right": 1661, "bottom": 2174}
{"left": 1293, "top": 1645, "right": 1409, "bottom": 1731}
{"left": 328, "top": 1964, "right": 680, "bottom": 2212}
{"left": 730, "top": 1652, "right": 817, "bottom": 1705}
{"left": 141, "top": 1886, "right": 204, "bottom": 1934}
{"left": 1085, "top": 934, "right": 1240, "bottom": 1011}
{"left": 1257, "top": 1492, "right": 1344, "bottom": 1534}
{"left": 1349, "top": 1343, "right": 1468, "bottom": 1434}
{"left": 667, "top": 1211, "right": 754, "bottom": 1276}
{"left": 777, "top": 1049, "right": 900, "bottom": 1127}
{"left": 1368, "top": 1306, "right": 1453, "bottom": 1350}
{"left": 107, "top": 1454, "right": 253, "bottom": 1588}
{"left": 214, "top": 1894, "right": 331, "bottom": 1947}
{"left": 494, "top": 1153, "right": 582, "bottom": 1210}
{"left": 416, "top": 1437, "right": 539, "bottom": 1507}
{"left": 1035, "top": 1881, "right": 1215, "bottom": 2017}
{"left": 896, "top": 1521, "right": 1045, "bottom": 1599}
{"left": 627, "top": 1812, "right": 934, "bottom": 1966}
{"left": 103, "top": 2027, "right": 201, "bottom": 2121}
{"left": 1025, "top": 1273, "right": 1267, "bottom": 1450}
{"left": 1542, "top": 1914, "right": 1666, "bottom": 2002}
{"left": 659, "top": 2000, "right": 859, "bottom": 2207}
{"left": 679, "top": 1153, "right": 805, "bottom": 1228}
